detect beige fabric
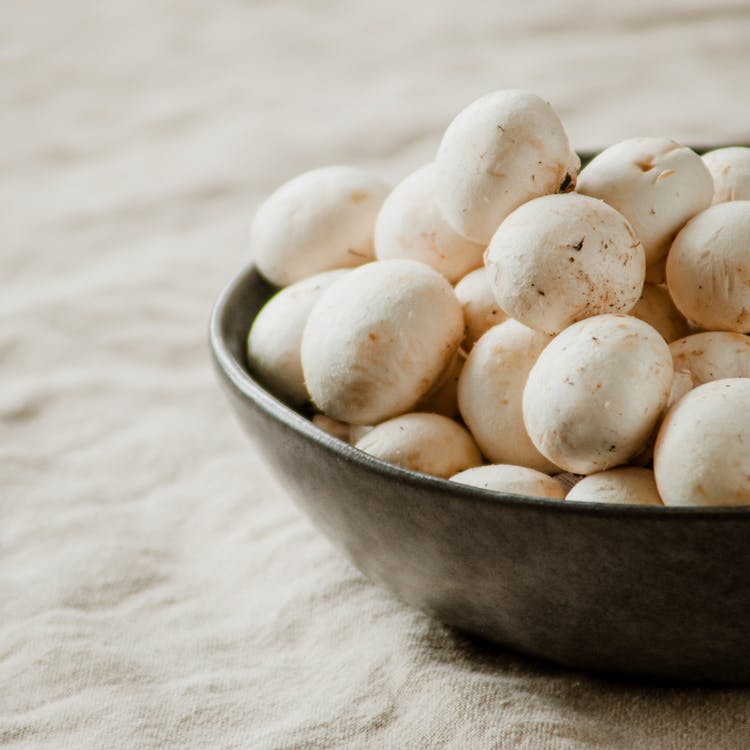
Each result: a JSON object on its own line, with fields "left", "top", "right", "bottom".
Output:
{"left": 4, "top": 1, "right": 750, "bottom": 747}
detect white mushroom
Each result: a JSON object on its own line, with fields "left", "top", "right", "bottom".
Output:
{"left": 523, "top": 315, "right": 673, "bottom": 474}
{"left": 702, "top": 146, "right": 750, "bottom": 203}
{"left": 246, "top": 269, "right": 349, "bottom": 405}
{"left": 301, "top": 259, "right": 464, "bottom": 424}
{"left": 435, "top": 89, "right": 579, "bottom": 244}
{"left": 453, "top": 267, "right": 508, "bottom": 350}
{"left": 374, "top": 163, "right": 484, "bottom": 283}
{"left": 450, "top": 464, "right": 566, "bottom": 500}
{"left": 666, "top": 201, "right": 750, "bottom": 333}
{"left": 576, "top": 137, "right": 713, "bottom": 267}
{"left": 457, "top": 319, "right": 556, "bottom": 472}
{"left": 566, "top": 467, "right": 663, "bottom": 505}
{"left": 251, "top": 166, "right": 389, "bottom": 286}
{"left": 485, "top": 193, "right": 645, "bottom": 335}
{"left": 355, "top": 412, "right": 482, "bottom": 478}
{"left": 654, "top": 378, "right": 750, "bottom": 506}
{"left": 669, "top": 331, "right": 750, "bottom": 384}
{"left": 629, "top": 283, "right": 691, "bottom": 343}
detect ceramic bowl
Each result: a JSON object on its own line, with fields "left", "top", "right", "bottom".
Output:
{"left": 210, "top": 259, "right": 750, "bottom": 686}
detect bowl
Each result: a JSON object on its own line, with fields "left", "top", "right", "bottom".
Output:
{"left": 209, "top": 256, "right": 750, "bottom": 686}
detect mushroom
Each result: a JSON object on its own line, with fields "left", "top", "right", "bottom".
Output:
{"left": 453, "top": 267, "right": 508, "bottom": 350}
{"left": 702, "top": 146, "right": 750, "bottom": 203}
{"left": 251, "top": 166, "right": 389, "bottom": 286}
{"left": 374, "top": 163, "right": 484, "bottom": 283}
{"left": 669, "top": 331, "right": 750, "bottom": 384}
{"left": 355, "top": 412, "right": 482, "bottom": 478}
{"left": 435, "top": 89, "right": 579, "bottom": 244}
{"left": 629, "top": 283, "right": 691, "bottom": 343}
{"left": 457, "top": 319, "right": 556, "bottom": 472}
{"left": 301, "top": 259, "right": 464, "bottom": 424}
{"left": 654, "top": 378, "right": 750, "bottom": 506}
{"left": 566, "top": 467, "right": 663, "bottom": 505}
{"left": 666, "top": 201, "right": 750, "bottom": 333}
{"left": 246, "top": 269, "right": 350, "bottom": 406}
{"left": 523, "top": 314, "right": 673, "bottom": 474}
{"left": 576, "top": 137, "right": 714, "bottom": 267}
{"left": 485, "top": 193, "right": 645, "bottom": 335}
{"left": 450, "top": 464, "right": 566, "bottom": 500}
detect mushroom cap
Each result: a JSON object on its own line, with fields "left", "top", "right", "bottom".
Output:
{"left": 435, "top": 89, "right": 579, "bottom": 244}
{"left": 374, "top": 163, "right": 484, "bottom": 283}
{"left": 654, "top": 378, "right": 750, "bottom": 506}
{"left": 576, "top": 137, "right": 713, "bottom": 266}
{"left": 451, "top": 464, "right": 566, "bottom": 500}
{"left": 355, "top": 413, "right": 482, "bottom": 479}
{"left": 301, "top": 259, "right": 464, "bottom": 425}
{"left": 453, "top": 267, "right": 508, "bottom": 350}
{"left": 251, "top": 166, "right": 389, "bottom": 286}
{"left": 457, "top": 319, "right": 556, "bottom": 472}
{"left": 666, "top": 201, "right": 750, "bottom": 333}
{"left": 629, "top": 283, "right": 691, "bottom": 343}
{"left": 485, "top": 193, "right": 645, "bottom": 335}
{"left": 246, "top": 269, "right": 349, "bottom": 405}
{"left": 669, "top": 331, "right": 750, "bottom": 384}
{"left": 566, "top": 467, "right": 663, "bottom": 505}
{"left": 523, "top": 314, "right": 673, "bottom": 474}
{"left": 702, "top": 146, "right": 750, "bottom": 203}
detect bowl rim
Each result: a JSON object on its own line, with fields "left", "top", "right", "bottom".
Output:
{"left": 210, "top": 259, "right": 750, "bottom": 519}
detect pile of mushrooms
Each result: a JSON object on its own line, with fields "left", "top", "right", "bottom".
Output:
{"left": 247, "top": 89, "right": 750, "bottom": 507}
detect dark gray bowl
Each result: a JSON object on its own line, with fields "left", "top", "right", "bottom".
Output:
{"left": 210, "top": 262, "right": 750, "bottom": 684}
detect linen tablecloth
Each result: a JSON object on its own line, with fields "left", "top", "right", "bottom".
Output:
{"left": 4, "top": 1, "right": 750, "bottom": 747}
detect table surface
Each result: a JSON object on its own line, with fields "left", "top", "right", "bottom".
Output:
{"left": 4, "top": 1, "right": 750, "bottom": 747}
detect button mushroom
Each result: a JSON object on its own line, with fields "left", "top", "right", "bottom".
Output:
{"left": 355, "top": 412, "right": 482, "bottom": 478}
{"left": 247, "top": 269, "right": 350, "bottom": 406}
{"left": 566, "top": 467, "right": 663, "bottom": 505}
{"left": 666, "top": 201, "right": 750, "bottom": 333}
{"left": 654, "top": 378, "right": 750, "bottom": 506}
{"left": 576, "top": 137, "right": 713, "bottom": 268}
{"left": 453, "top": 267, "right": 508, "bottom": 351}
{"left": 485, "top": 193, "right": 645, "bottom": 335}
{"left": 702, "top": 146, "right": 750, "bottom": 204}
{"left": 457, "top": 319, "right": 556, "bottom": 472}
{"left": 669, "top": 331, "right": 750, "bottom": 384}
{"left": 523, "top": 314, "right": 674, "bottom": 474}
{"left": 301, "top": 259, "right": 464, "bottom": 425}
{"left": 251, "top": 166, "right": 389, "bottom": 286}
{"left": 451, "top": 464, "right": 566, "bottom": 500}
{"left": 374, "top": 163, "right": 484, "bottom": 283}
{"left": 435, "top": 89, "right": 579, "bottom": 244}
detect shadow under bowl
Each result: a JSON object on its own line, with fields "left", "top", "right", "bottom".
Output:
{"left": 210, "top": 261, "right": 750, "bottom": 685}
